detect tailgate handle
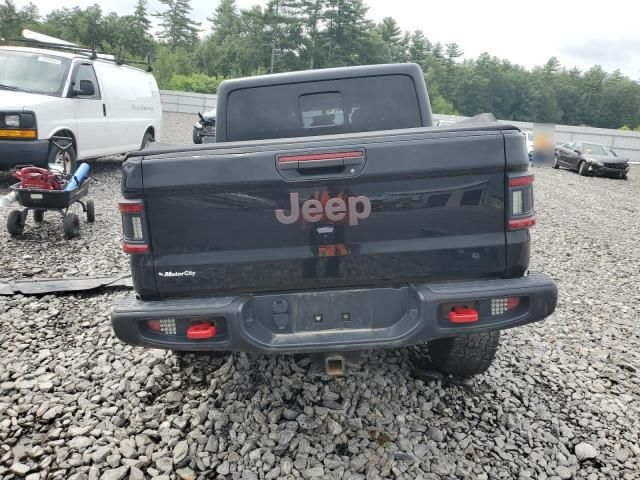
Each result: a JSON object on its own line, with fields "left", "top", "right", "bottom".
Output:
{"left": 277, "top": 150, "right": 365, "bottom": 172}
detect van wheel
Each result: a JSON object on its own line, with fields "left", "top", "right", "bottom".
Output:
{"left": 141, "top": 131, "right": 154, "bottom": 150}
{"left": 63, "top": 213, "right": 80, "bottom": 239}
{"left": 578, "top": 162, "right": 589, "bottom": 176}
{"left": 7, "top": 210, "right": 25, "bottom": 237}
{"left": 426, "top": 331, "right": 500, "bottom": 376}
{"left": 48, "top": 143, "right": 77, "bottom": 175}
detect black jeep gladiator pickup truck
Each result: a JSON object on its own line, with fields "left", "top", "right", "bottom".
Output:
{"left": 112, "top": 63, "right": 557, "bottom": 376}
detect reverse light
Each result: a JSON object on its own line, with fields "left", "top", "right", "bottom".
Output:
{"left": 148, "top": 318, "right": 177, "bottom": 335}
{"left": 131, "top": 216, "right": 143, "bottom": 240}
{"left": 490, "top": 297, "right": 520, "bottom": 315}
{"left": 512, "top": 190, "right": 524, "bottom": 215}
{"left": 508, "top": 174, "right": 535, "bottom": 231}
{"left": 147, "top": 318, "right": 177, "bottom": 334}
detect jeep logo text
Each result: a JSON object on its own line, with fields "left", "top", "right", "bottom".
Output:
{"left": 275, "top": 192, "right": 371, "bottom": 226}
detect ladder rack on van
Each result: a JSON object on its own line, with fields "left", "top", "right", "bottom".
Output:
{"left": 1, "top": 37, "right": 155, "bottom": 72}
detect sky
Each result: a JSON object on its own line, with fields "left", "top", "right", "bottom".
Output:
{"left": 19, "top": 0, "right": 640, "bottom": 79}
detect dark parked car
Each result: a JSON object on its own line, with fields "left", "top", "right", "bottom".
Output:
{"left": 554, "top": 141, "right": 629, "bottom": 179}
{"left": 192, "top": 109, "right": 216, "bottom": 144}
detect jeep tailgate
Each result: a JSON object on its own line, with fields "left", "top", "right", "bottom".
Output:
{"left": 138, "top": 128, "right": 511, "bottom": 297}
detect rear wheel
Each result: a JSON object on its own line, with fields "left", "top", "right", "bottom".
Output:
{"left": 426, "top": 331, "right": 501, "bottom": 376}
{"left": 578, "top": 161, "right": 589, "bottom": 176}
{"left": 86, "top": 199, "right": 95, "bottom": 223}
{"left": 7, "top": 210, "right": 25, "bottom": 237}
{"left": 63, "top": 213, "right": 80, "bottom": 239}
{"left": 33, "top": 210, "right": 44, "bottom": 223}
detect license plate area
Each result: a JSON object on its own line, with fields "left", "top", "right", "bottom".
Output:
{"left": 291, "top": 290, "right": 373, "bottom": 332}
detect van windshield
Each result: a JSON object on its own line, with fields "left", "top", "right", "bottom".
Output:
{"left": 0, "top": 50, "right": 70, "bottom": 96}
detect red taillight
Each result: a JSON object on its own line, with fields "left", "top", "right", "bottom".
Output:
{"left": 508, "top": 215, "right": 536, "bottom": 230}
{"left": 147, "top": 319, "right": 161, "bottom": 331}
{"left": 448, "top": 306, "right": 479, "bottom": 324}
{"left": 506, "top": 297, "right": 520, "bottom": 310}
{"left": 122, "top": 242, "right": 149, "bottom": 254}
{"left": 509, "top": 175, "right": 534, "bottom": 187}
{"left": 118, "top": 201, "right": 144, "bottom": 213}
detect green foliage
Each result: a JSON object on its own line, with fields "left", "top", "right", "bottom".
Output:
{"left": 154, "top": 0, "right": 200, "bottom": 49}
{"left": 166, "top": 73, "right": 225, "bottom": 93}
{"left": 431, "top": 95, "right": 457, "bottom": 115}
{"left": 3, "top": 0, "right": 640, "bottom": 130}
{"left": 153, "top": 46, "right": 194, "bottom": 89}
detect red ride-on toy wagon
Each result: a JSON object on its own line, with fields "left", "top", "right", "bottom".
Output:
{"left": 6, "top": 165, "right": 94, "bottom": 239}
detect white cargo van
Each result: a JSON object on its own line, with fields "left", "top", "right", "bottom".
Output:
{"left": 0, "top": 44, "right": 162, "bottom": 172}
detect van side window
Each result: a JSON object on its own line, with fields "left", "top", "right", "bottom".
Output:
{"left": 72, "top": 63, "right": 100, "bottom": 99}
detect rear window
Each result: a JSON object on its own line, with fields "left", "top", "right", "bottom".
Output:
{"left": 226, "top": 75, "right": 422, "bottom": 142}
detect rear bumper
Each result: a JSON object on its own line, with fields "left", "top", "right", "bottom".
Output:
{"left": 0, "top": 140, "right": 49, "bottom": 170}
{"left": 111, "top": 272, "right": 557, "bottom": 354}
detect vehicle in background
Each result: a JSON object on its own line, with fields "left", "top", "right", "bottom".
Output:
{"left": 0, "top": 34, "right": 162, "bottom": 173}
{"left": 554, "top": 141, "right": 629, "bottom": 179}
{"left": 112, "top": 63, "right": 557, "bottom": 378}
{"left": 192, "top": 108, "right": 216, "bottom": 144}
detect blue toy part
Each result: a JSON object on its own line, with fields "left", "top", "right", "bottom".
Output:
{"left": 64, "top": 163, "right": 90, "bottom": 191}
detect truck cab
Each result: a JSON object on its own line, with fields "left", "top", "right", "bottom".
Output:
{"left": 112, "top": 64, "right": 557, "bottom": 377}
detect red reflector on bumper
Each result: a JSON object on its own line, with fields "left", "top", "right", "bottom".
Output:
{"left": 508, "top": 215, "right": 536, "bottom": 230}
{"left": 187, "top": 322, "right": 217, "bottom": 339}
{"left": 448, "top": 306, "right": 479, "bottom": 324}
{"left": 122, "top": 243, "right": 149, "bottom": 254}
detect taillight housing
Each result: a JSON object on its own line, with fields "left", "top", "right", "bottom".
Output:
{"left": 507, "top": 174, "right": 535, "bottom": 230}
{"left": 118, "top": 199, "right": 149, "bottom": 254}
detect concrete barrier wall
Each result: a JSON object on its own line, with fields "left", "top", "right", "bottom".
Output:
{"left": 160, "top": 90, "right": 640, "bottom": 161}
{"left": 160, "top": 90, "right": 217, "bottom": 114}
{"left": 435, "top": 114, "right": 640, "bottom": 162}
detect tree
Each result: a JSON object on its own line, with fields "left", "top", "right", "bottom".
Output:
{"left": 299, "top": 0, "right": 325, "bottom": 68}
{"left": 154, "top": 0, "right": 200, "bottom": 49}
{"left": 377, "top": 17, "right": 402, "bottom": 62}
{"left": 208, "top": 0, "right": 240, "bottom": 39}
{"left": 323, "top": 0, "right": 373, "bottom": 67}
{"left": 0, "top": 0, "right": 21, "bottom": 39}
{"left": 133, "top": 0, "right": 151, "bottom": 35}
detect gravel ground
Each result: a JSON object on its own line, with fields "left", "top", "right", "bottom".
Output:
{"left": 1, "top": 115, "right": 639, "bottom": 480}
